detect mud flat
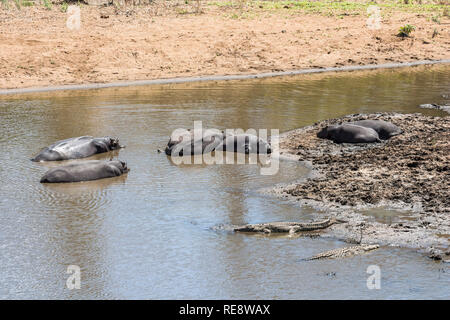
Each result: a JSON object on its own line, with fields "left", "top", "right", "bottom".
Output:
{"left": 272, "top": 112, "right": 449, "bottom": 260}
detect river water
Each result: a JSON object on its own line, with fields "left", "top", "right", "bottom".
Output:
{"left": 0, "top": 66, "right": 449, "bottom": 299}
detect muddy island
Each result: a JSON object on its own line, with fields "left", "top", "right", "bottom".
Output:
{"left": 274, "top": 112, "right": 449, "bottom": 260}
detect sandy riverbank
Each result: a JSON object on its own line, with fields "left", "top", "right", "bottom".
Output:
{"left": 1, "top": 0, "right": 449, "bottom": 89}
{"left": 271, "top": 112, "right": 449, "bottom": 260}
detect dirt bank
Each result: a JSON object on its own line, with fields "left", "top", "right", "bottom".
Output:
{"left": 273, "top": 112, "right": 449, "bottom": 259}
{"left": 1, "top": 0, "right": 449, "bottom": 89}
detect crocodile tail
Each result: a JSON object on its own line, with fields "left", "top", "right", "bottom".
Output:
{"left": 334, "top": 218, "right": 348, "bottom": 224}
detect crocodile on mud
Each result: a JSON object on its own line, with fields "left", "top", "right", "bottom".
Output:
{"left": 233, "top": 217, "right": 345, "bottom": 234}
{"left": 305, "top": 244, "right": 380, "bottom": 260}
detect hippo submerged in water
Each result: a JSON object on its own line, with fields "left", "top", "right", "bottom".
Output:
{"left": 32, "top": 136, "right": 123, "bottom": 162}
{"left": 40, "top": 160, "right": 129, "bottom": 183}
{"left": 165, "top": 128, "right": 225, "bottom": 156}
{"left": 215, "top": 133, "right": 272, "bottom": 154}
{"left": 164, "top": 129, "right": 271, "bottom": 156}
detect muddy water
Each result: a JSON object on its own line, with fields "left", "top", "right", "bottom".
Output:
{"left": 0, "top": 66, "right": 449, "bottom": 299}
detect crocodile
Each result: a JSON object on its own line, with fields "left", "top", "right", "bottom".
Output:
{"left": 306, "top": 244, "right": 380, "bottom": 260}
{"left": 233, "top": 217, "right": 345, "bottom": 234}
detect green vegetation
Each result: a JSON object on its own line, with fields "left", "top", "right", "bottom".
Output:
{"left": 43, "top": 0, "right": 51, "bottom": 10}
{"left": 0, "top": 0, "right": 447, "bottom": 17}
{"left": 431, "top": 14, "right": 441, "bottom": 23}
{"left": 61, "top": 1, "right": 68, "bottom": 12}
{"left": 0, "top": 0, "right": 55, "bottom": 9}
{"left": 208, "top": 0, "right": 448, "bottom": 16}
{"left": 176, "top": 7, "right": 189, "bottom": 14}
{"left": 397, "top": 24, "right": 415, "bottom": 37}
{"left": 2, "top": 0, "right": 34, "bottom": 9}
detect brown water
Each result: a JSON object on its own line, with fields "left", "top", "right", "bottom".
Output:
{"left": 0, "top": 66, "right": 449, "bottom": 299}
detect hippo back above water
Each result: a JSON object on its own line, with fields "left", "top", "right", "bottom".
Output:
{"left": 31, "top": 136, "right": 123, "bottom": 162}
{"left": 348, "top": 119, "right": 402, "bottom": 140}
{"left": 215, "top": 133, "right": 272, "bottom": 154}
{"left": 317, "top": 124, "right": 381, "bottom": 144}
{"left": 165, "top": 129, "right": 225, "bottom": 156}
{"left": 40, "top": 160, "right": 129, "bottom": 183}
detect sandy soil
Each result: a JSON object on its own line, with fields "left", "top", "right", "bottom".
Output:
{"left": 272, "top": 112, "right": 449, "bottom": 260}
{"left": 0, "top": 1, "right": 449, "bottom": 89}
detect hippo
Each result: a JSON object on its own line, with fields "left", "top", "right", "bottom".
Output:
{"left": 31, "top": 136, "right": 123, "bottom": 162}
{"left": 165, "top": 129, "right": 225, "bottom": 156}
{"left": 165, "top": 129, "right": 197, "bottom": 153}
{"left": 317, "top": 124, "right": 381, "bottom": 144}
{"left": 215, "top": 133, "right": 272, "bottom": 154}
{"left": 347, "top": 120, "right": 402, "bottom": 140}
{"left": 40, "top": 160, "right": 129, "bottom": 183}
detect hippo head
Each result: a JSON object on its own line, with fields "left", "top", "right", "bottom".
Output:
{"left": 317, "top": 126, "right": 329, "bottom": 139}
{"left": 108, "top": 137, "right": 123, "bottom": 150}
{"left": 317, "top": 125, "right": 339, "bottom": 139}
{"left": 167, "top": 129, "right": 194, "bottom": 149}
{"left": 119, "top": 160, "right": 129, "bottom": 173}
{"left": 167, "top": 135, "right": 183, "bottom": 148}
{"left": 111, "top": 160, "right": 129, "bottom": 173}
{"left": 258, "top": 137, "right": 272, "bottom": 154}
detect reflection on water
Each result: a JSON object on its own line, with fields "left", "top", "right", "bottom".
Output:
{"left": 0, "top": 66, "right": 449, "bottom": 299}
{"left": 360, "top": 207, "right": 417, "bottom": 225}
